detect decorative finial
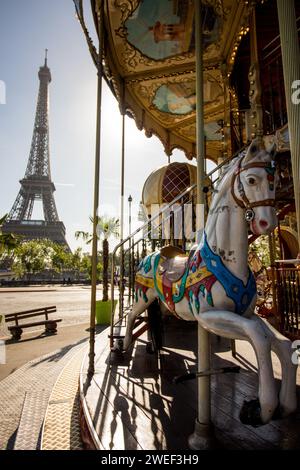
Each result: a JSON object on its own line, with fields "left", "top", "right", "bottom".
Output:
{"left": 45, "top": 49, "right": 48, "bottom": 66}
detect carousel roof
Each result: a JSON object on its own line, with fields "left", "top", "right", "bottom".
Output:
{"left": 75, "top": 0, "right": 256, "bottom": 162}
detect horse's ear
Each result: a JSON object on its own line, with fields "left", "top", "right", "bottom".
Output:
{"left": 243, "top": 138, "right": 265, "bottom": 164}
{"left": 263, "top": 136, "right": 277, "bottom": 157}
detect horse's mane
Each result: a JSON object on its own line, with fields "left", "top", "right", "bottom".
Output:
{"left": 207, "top": 147, "right": 250, "bottom": 211}
{"left": 214, "top": 149, "right": 247, "bottom": 191}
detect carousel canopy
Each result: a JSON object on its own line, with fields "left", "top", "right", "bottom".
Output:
{"left": 74, "top": 0, "right": 254, "bottom": 162}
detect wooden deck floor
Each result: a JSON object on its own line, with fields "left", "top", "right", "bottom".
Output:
{"left": 80, "top": 317, "right": 300, "bottom": 450}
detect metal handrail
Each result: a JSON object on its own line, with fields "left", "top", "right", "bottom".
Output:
{"left": 113, "top": 145, "right": 246, "bottom": 257}
{"left": 109, "top": 146, "right": 248, "bottom": 347}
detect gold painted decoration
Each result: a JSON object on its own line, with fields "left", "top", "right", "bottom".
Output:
{"left": 81, "top": 0, "right": 253, "bottom": 159}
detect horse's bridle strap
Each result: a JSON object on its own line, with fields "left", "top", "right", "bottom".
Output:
{"left": 231, "top": 161, "right": 276, "bottom": 210}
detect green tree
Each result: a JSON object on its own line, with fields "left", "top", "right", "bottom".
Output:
{"left": 49, "top": 242, "right": 74, "bottom": 276}
{"left": 12, "top": 239, "right": 50, "bottom": 280}
{"left": 250, "top": 234, "right": 281, "bottom": 268}
{"left": 79, "top": 253, "right": 102, "bottom": 281}
{"left": 0, "top": 215, "right": 20, "bottom": 258}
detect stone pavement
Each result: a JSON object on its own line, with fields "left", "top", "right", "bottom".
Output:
{"left": 0, "top": 326, "right": 106, "bottom": 450}
{"left": 0, "top": 322, "right": 91, "bottom": 381}
{"left": 0, "top": 285, "right": 120, "bottom": 330}
{"left": 41, "top": 348, "right": 85, "bottom": 450}
{"left": 0, "top": 285, "right": 95, "bottom": 330}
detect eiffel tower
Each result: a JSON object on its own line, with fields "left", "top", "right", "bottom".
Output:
{"left": 3, "top": 51, "right": 68, "bottom": 247}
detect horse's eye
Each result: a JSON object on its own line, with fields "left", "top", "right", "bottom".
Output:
{"left": 247, "top": 177, "right": 256, "bottom": 186}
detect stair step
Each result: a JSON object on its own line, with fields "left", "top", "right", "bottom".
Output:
{"left": 14, "top": 389, "right": 49, "bottom": 450}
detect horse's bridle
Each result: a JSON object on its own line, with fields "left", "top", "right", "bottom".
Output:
{"left": 231, "top": 153, "right": 276, "bottom": 222}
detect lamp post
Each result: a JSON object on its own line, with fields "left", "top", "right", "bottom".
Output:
{"left": 128, "top": 195, "right": 133, "bottom": 235}
{"left": 128, "top": 195, "right": 133, "bottom": 301}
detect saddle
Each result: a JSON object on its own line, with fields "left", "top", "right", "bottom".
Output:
{"left": 159, "top": 245, "right": 189, "bottom": 283}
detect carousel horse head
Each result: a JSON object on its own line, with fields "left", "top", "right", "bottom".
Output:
{"left": 230, "top": 139, "right": 278, "bottom": 235}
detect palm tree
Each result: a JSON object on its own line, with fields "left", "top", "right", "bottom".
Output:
{"left": 75, "top": 216, "right": 119, "bottom": 301}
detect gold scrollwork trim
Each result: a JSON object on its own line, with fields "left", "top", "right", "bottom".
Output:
{"left": 113, "top": 0, "right": 224, "bottom": 72}
{"left": 113, "top": 0, "right": 140, "bottom": 24}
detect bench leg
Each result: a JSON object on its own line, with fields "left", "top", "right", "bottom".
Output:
{"left": 45, "top": 322, "right": 57, "bottom": 335}
{"left": 11, "top": 327, "right": 23, "bottom": 341}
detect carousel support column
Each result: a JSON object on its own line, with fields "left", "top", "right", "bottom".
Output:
{"left": 119, "top": 82, "right": 126, "bottom": 317}
{"left": 221, "top": 63, "right": 231, "bottom": 160}
{"left": 249, "top": 3, "right": 264, "bottom": 141}
{"left": 128, "top": 194, "right": 133, "bottom": 303}
{"left": 277, "top": 0, "right": 300, "bottom": 250}
{"left": 88, "top": 0, "right": 104, "bottom": 378}
{"left": 188, "top": 0, "right": 215, "bottom": 450}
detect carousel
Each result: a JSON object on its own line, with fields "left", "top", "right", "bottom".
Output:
{"left": 63, "top": 0, "right": 300, "bottom": 450}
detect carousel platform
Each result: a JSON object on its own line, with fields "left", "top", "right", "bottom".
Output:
{"left": 78, "top": 317, "right": 300, "bottom": 451}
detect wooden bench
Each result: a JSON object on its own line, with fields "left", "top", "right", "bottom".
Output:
{"left": 4, "top": 306, "right": 62, "bottom": 340}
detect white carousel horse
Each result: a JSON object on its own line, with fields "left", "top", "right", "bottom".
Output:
{"left": 122, "top": 139, "right": 298, "bottom": 426}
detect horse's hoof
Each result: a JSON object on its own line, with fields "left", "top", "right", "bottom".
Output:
{"left": 239, "top": 399, "right": 263, "bottom": 427}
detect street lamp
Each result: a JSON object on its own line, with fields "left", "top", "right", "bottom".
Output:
{"left": 128, "top": 195, "right": 133, "bottom": 235}
{"left": 128, "top": 195, "right": 133, "bottom": 301}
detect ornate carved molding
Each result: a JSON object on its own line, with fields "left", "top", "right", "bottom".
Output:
{"left": 113, "top": 0, "right": 224, "bottom": 73}
{"left": 114, "top": 0, "right": 140, "bottom": 24}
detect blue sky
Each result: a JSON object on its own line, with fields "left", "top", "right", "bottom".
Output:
{"left": 0, "top": 0, "right": 201, "bottom": 251}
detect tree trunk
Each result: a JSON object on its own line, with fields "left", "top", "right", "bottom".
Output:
{"left": 102, "top": 238, "right": 109, "bottom": 301}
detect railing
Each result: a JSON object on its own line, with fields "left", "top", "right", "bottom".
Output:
{"left": 109, "top": 149, "right": 247, "bottom": 349}
{"left": 109, "top": 184, "right": 198, "bottom": 348}
{"left": 275, "top": 267, "right": 300, "bottom": 339}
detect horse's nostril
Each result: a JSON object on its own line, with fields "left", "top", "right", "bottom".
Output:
{"left": 259, "top": 220, "right": 268, "bottom": 229}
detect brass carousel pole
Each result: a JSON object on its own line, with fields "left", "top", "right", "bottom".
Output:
{"left": 119, "top": 82, "right": 125, "bottom": 318}
{"left": 277, "top": 0, "right": 300, "bottom": 250}
{"left": 189, "top": 0, "right": 215, "bottom": 449}
{"left": 88, "top": 0, "right": 104, "bottom": 378}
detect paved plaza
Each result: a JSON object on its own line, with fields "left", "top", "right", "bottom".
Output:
{"left": 0, "top": 285, "right": 110, "bottom": 449}
{"left": 0, "top": 285, "right": 112, "bottom": 379}
{"left": 0, "top": 285, "right": 100, "bottom": 329}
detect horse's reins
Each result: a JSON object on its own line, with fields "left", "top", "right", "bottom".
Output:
{"left": 231, "top": 153, "right": 276, "bottom": 222}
